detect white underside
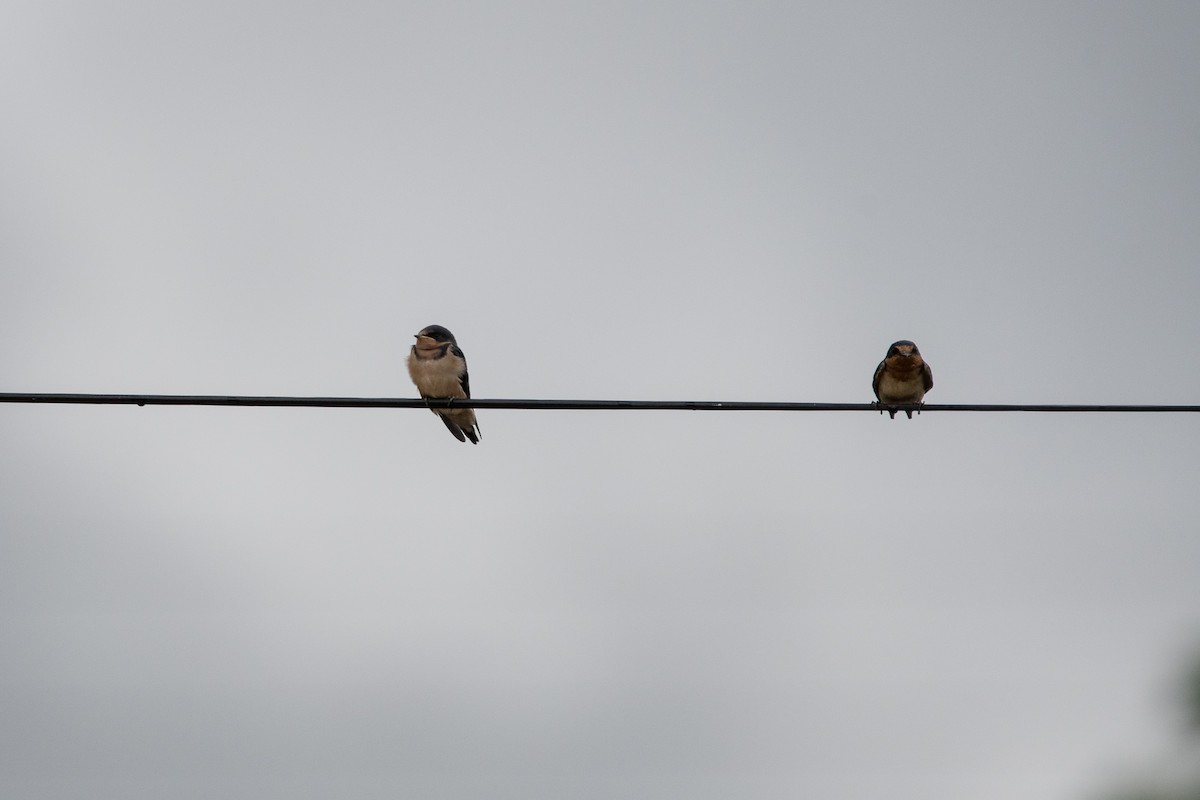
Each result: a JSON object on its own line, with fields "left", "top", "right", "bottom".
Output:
{"left": 407, "top": 349, "right": 479, "bottom": 436}
{"left": 407, "top": 352, "right": 467, "bottom": 398}
{"left": 876, "top": 372, "right": 926, "bottom": 404}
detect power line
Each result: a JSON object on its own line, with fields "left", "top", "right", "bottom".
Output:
{"left": 1, "top": 393, "right": 1198, "bottom": 413}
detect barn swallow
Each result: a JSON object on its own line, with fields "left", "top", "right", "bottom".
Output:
{"left": 872, "top": 340, "right": 934, "bottom": 419}
{"left": 407, "top": 324, "right": 481, "bottom": 444}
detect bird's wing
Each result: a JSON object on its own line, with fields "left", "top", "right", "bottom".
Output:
{"left": 451, "top": 345, "right": 471, "bottom": 397}
{"left": 871, "top": 360, "right": 885, "bottom": 400}
{"left": 922, "top": 362, "right": 934, "bottom": 392}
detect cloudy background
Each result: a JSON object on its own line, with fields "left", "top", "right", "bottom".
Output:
{"left": 2, "top": 2, "right": 1200, "bottom": 798}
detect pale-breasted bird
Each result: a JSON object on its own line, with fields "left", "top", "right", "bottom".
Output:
{"left": 407, "top": 324, "right": 481, "bottom": 444}
{"left": 872, "top": 340, "right": 934, "bottom": 419}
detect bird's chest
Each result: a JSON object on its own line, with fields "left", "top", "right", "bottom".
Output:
{"left": 878, "top": 368, "right": 923, "bottom": 399}
{"left": 407, "top": 352, "right": 464, "bottom": 397}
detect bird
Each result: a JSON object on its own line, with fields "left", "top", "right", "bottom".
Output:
{"left": 872, "top": 340, "right": 934, "bottom": 419}
{"left": 407, "top": 324, "right": 481, "bottom": 444}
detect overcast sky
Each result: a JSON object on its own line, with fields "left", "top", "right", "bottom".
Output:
{"left": 2, "top": 2, "right": 1200, "bottom": 799}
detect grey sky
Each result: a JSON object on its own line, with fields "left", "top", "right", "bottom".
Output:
{"left": 2, "top": 3, "right": 1199, "bottom": 799}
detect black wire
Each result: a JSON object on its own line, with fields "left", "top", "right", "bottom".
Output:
{"left": 1, "top": 393, "right": 1197, "bottom": 412}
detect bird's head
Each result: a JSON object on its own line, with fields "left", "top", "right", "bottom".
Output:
{"left": 414, "top": 324, "right": 457, "bottom": 351}
{"left": 885, "top": 340, "right": 924, "bottom": 367}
